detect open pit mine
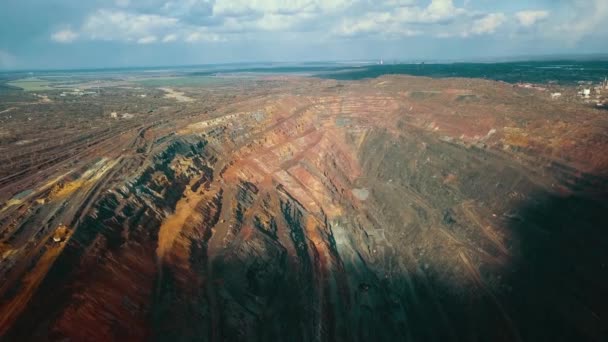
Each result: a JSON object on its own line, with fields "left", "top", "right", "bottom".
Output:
{"left": 1, "top": 75, "right": 607, "bottom": 341}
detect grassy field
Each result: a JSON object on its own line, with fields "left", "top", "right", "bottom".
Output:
{"left": 135, "top": 76, "right": 238, "bottom": 87}
{"left": 6, "top": 78, "right": 56, "bottom": 91}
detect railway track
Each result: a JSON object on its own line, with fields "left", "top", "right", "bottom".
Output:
{"left": 0, "top": 121, "right": 151, "bottom": 197}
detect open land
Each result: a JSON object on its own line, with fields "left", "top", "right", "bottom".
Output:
{"left": 0, "top": 66, "right": 607, "bottom": 341}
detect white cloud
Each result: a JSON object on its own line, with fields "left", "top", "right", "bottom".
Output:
{"left": 185, "top": 32, "right": 200, "bottom": 42}
{"left": 51, "top": 29, "right": 79, "bottom": 43}
{"left": 162, "top": 34, "right": 178, "bottom": 43}
{"left": 58, "top": 8, "right": 221, "bottom": 44}
{"left": 332, "top": 0, "right": 467, "bottom": 38}
{"left": 551, "top": 0, "right": 608, "bottom": 43}
{"left": 469, "top": 13, "right": 506, "bottom": 35}
{"left": 213, "top": 0, "right": 350, "bottom": 17}
{"left": 185, "top": 31, "right": 221, "bottom": 43}
{"left": 422, "top": 0, "right": 463, "bottom": 23}
{"left": 49, "top": 0, "right": 555, "bottom": 45}
{"left": 255, "top": 12, "right": 315, "bottom": 31}
{"left": 137, "top": 35, "right": 157, "bottom": 44}
{"left": 381, "top": 0, "right": 465, "bottom": 25}
{"left": 516, "top": 10, "right": 549, "bottom": 27}
{"left": 334, "top": 12, "right": 423, "bottom": 38}
{"left": 82, "top": 10, "right": 178, "bottom": 42}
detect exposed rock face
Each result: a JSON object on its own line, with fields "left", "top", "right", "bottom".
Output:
{"left": 2, "top": 76, "right": 608, "bottom": 341}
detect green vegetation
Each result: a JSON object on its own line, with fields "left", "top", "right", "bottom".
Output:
{"left": 136, "top": 76, "right": 236, "bottom": 87}
{"left": 6, "top": 77, "right": 56, "bottom": 92}
{"left": 409, "top": 90, "right": 440, "bottom": 99}
{"left": 455, "top": 94, "right": 480, "bottom": 102}
{"left": 317, "top": 60, "right": 608, "bottom": 84}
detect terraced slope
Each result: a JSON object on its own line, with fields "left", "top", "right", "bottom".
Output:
{"left": 1, "top": 76, "right": 607, "bottom": 341}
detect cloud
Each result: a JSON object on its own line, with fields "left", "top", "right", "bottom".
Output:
{"left": 162, "top": 34, "right": 178, "bottom": 43}
{"left": 250, "top": 12, "right": 315, "bottom": 32}
{"left": 551, "top": 0, "right": 608, "bottom": 43}
{"left": 51, "top": 29, "right": 79, "bottom": 43}
{"left": 0, "top": 0, "right": 603, "bottom": 70}
{"left": 516, "top": 10, "right": 549, "bottom": 27}
{"left": 332, "top": 0, "right": 468, "bottom": 38}
{"left": 55, "top": 7, "right": 223, "bottom": 44}
{"left": 184, "top": 31, "right": 221, "bottom": 42}
{"left": 82, "top": 10, "right": 178, "bottom": 42}
{"left": 45, "top": 0, "right": 573, "bottom": 46}
{"left": 469, "top": 13, "right": 506, "bottom": 35}
{"left": 137, "top": 35, "right": 157, "bottom": 44}
{"left": 213, "top": 0, "right": 350, "bottom": 17}
{"left": 422, "top": 0, "right": 464, "bottom": 23}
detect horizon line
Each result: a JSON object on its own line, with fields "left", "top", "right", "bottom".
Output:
{"left": 2, "top": 52, "right": 608, "bottom": 74}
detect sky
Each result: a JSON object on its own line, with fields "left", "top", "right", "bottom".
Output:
{"left": 1, "top": 0, "right": 608, "bottom": 70}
